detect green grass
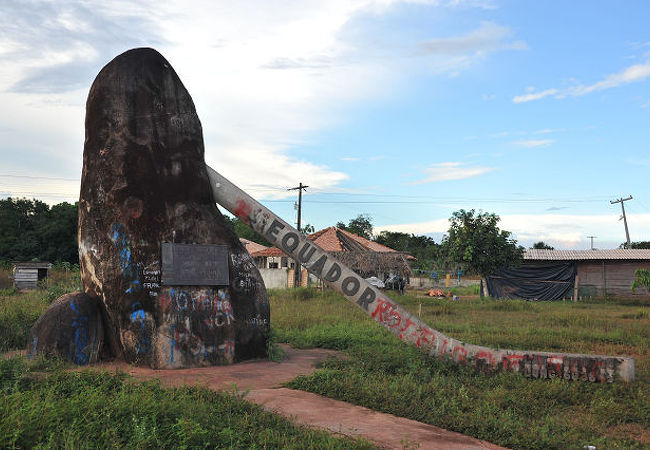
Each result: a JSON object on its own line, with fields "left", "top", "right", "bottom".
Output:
{"left": 0, "top": 268, "right": 81, "bottom": 352}
{"left": 0, "top": 356, "right": 374, "bottom": 449}
{"left": 2, "top": 277, "right": 649, "bottom": 448}
{"left": 272, "top": 288, "right": 650, "bottom": 449}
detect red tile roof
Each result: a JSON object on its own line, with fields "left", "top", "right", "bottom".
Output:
{"left": 244, "top": 227, "right": 413, "bottom": 259}
{"left": 251, "top": 247, "right": 286, "bottom": 257}
{"left": 240, "top": 238, "right": 268, "bottom": 255}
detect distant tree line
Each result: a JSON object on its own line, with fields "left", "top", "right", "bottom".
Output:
{"left": 0, "top": 197, "right": 526, "bottom": 277}
{"left": 0, "top": 198, "right": 78, "bottom": 265}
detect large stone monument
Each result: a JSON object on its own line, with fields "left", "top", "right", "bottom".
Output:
{"left": 30, "top": 48, "right": 270, "bottom": 368}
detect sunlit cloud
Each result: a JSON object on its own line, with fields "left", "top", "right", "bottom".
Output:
{"left": 0, "top": 0, "right": 523, "bottom": 202}
{"left": 409, "top": 162, "right": 494, "bottom": 184}
{"left": 513, "top": 139, "right": 554, "bottom": 148}
{"left": 513, "top": 60, "right": 650, "bottom": 103}
{"left": 375, "top": 213, "right": 650, "bottom": 249}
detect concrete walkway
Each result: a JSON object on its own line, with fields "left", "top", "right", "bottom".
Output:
{"left": 88, "top": 345, "right": 504, "bottom": 449}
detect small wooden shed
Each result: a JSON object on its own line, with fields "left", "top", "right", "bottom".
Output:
{"left": 13, "top": 262, "right": 52, "bottom": 290}
{"left": 524, "top": 249, "right": 650, "bottom": 298}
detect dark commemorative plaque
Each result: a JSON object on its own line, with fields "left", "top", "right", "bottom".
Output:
{"left": 161, "top": 243, "right": 229, "bottom": 285}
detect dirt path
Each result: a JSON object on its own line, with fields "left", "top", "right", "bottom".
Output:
{"left": 87, "top": 344, "right": 504, "bottom": 449}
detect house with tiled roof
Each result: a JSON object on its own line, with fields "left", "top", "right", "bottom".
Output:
{"left": 242, "top": 227, "right": 412, "bottom": 279}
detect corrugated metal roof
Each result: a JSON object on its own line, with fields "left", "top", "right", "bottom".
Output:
{"left": 12, "top": 262, "right": 52, "bottom": 268}
{"left": 524, "top": 249, "right": 650, "bottom": 261}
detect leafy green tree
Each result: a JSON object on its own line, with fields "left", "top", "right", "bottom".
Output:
{"left": 532, "top": 241, "right": 554, "bottom": 250}
{"left": 223, "top": 216, "right": 272, "bottom": 247}
{"left": 622, "top": 241, "right": 650, "bottom": 249}
{"left": 336, "top": 214, "right": 373, "bottom": 239}
{"left": 631, "top": 268, "right": 650, "bottom": 292}
{"left": 0, "top": 198, "right": 79, "bottom": 264}
{"left": 374, "top": 231, "right": 440, "bottom": 270}
{"left": 440, "top": 209, "right": 523, "bottom": 276}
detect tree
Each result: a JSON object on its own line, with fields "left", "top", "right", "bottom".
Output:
{"left": 622, "top": 241, "right": 650, "bottom": 249}
{"left": 374, "top": 230, "right": 440, "bottom": 270}
{"left": 440, "top": 209, "right": 523, "bottom": 276}
{"left": 223, "top": 216, "right": 273, "bottom": 247}
{"left": 0, "top": 198, "right": 79, "bottom": 264}
{"left": 532, "top": 241, "right": 554, "bottom": 250}
{"left": 302, "top": 223, "right": 315, "bottom": 234}
{"left": 336, "top": 214, "right": 373, "bottom": 239}
{"left": 631, "top": 268, "right": 650, "bottom": 292}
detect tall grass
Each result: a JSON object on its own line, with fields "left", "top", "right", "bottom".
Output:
{"left": 0, "top": 356, "right": 374, "bottom": 449}
{"left": 272, "top": 289, "right": 650, "bottom": 449}
{"left": 0, "top": 267, "right": 82, "bottom": 352}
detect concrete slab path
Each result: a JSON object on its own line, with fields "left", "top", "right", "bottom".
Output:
{"left": 20, "top": 345, "right": 505, "bottom": 449}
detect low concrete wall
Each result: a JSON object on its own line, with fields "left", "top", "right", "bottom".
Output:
{"left": 259, "top": 268, "right": 288, "bottom": 289}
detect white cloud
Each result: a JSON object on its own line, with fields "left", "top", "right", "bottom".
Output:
{"left": 512, "top": 88, "right": 558, "bottom": 103}
{"left": 410, "top": 162, "right": 494, "bottom": 184}
{"left": 376, "top": 213, "right": 650, "bottom": 249}
{"left": 0, "top": 0, "right": 520, "bottom": 203}
{"left": 417, "top": 22, "right": 527, "bottom": 74}
{"left": 513, "top": 139, "right": 554, "bottom": 148}
{"left": 534, "top": 128, "right": 566, "bottom": 134}
{"left": 513, "top": 60, "right": 650, "bottom": 103}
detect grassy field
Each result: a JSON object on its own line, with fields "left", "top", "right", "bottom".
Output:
{"left": 272, "top": 287, "right": 650, "bottom": 449}
{"left": 1, "top": 270, "right": 649, "bottom": 448}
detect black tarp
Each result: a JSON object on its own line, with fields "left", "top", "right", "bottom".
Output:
{"left": 486, "top": 262, "right": 576, "bottom": 301}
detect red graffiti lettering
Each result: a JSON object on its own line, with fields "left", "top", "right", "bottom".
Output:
{"left": 414, "top": 327, "right": 435, "bottom": 348}
{"left": 548, "top": 355, "right": 563, "bottom": 376}
{"left": 503, "top": 354, "right": 525, "bottom": 371}
{"left": 398, "top": 317, "right": 416, "bottom": 339}
{"left": 234, "top": 199, "right": 252, "bottom": 224}
{"left": 452, "top": 346, "right": 468, "bottom": 363}
{"left": 387, "top": 309, "right": 402, "bottom": 328}
{"left": 371, "top": 298, "right": 393, "bottom": 322}
{"left": 476, "top": 350, "right": 497, "bottom": 368}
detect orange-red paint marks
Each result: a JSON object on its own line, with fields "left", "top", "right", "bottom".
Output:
{"left": 453, "top": 346, "right": 468, "bottom": 363}
{"left": 234, "top": 199, "right": 252, "bottom": 224}
{"left": 503, "top": 354, "right": 525, "bottom": 371}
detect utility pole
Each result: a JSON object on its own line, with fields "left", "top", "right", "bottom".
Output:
{"left": 587, "top": 235, "right": 597, "bottom": 250}
{"left": 288, "top": 183, "right": 309, "bottom": 287}
{"left": 610, "top": 195, "right": 633, "bottom": 247}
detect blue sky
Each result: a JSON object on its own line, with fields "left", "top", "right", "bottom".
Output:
{"left": 1, "top": 0, "right": 650, "bottom": 249}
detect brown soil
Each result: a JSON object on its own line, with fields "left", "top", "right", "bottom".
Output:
{"left": 8, "top": 345, "right": 504, "bottom": 449}
{"left": 88, "top": 344, "right": 504, "bottom": 449}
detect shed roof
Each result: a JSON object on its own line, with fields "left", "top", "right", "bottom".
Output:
{"left": 309, "top": 227, "right": 402, "bottom": 254}
{"left": 239, "top": 238, "right": 268, "bottom": 255}
{"left": 244, "top": 226, "right": 414, "bottom": 259}
{"left": 12, "top": 262, "right": 52, "bottom": 269}
{"left": 252, "top": 247, "right": 286, "bottom": 257}
{"left": 524, "top": 249, "right": 650, "bottom": 261}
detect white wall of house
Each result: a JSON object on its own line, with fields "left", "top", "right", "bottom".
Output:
{"left": 259, "top": 268, "right": 289, "bottom": 289}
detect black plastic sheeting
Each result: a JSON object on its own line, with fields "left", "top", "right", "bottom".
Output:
{"left": 486, "top": 262, "right": 576, "bottom": 301}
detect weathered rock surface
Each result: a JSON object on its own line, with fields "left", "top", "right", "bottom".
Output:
{"left": 28, "top": 292, "right": 104, "bottom": 365}
{"left": 78, "top": 48, "right": 269, "bottom": 368}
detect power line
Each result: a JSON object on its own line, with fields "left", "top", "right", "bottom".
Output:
{"left": 0, "top": 174, "right": 79, "bottom": 181}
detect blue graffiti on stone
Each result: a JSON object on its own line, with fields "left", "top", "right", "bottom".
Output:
{"left": 130, "top": 302, "right": 150, "bottom": 354}
{"left": 28, "top": 335, "right": 38, "bottom": 359}
{"left": 69, "top": 300, "right": 89, "bottom": 365}
{"left": 161, "top": 288, "right": 235, "bottom": 364}
{"left": 111, "top": 224, "right": 141, "bottom": 294}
